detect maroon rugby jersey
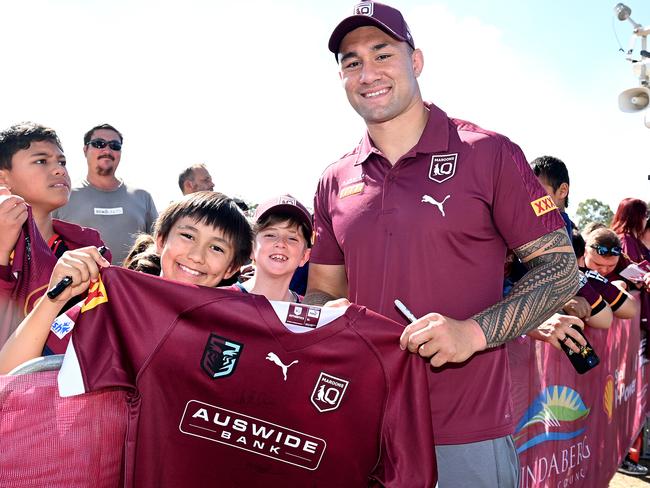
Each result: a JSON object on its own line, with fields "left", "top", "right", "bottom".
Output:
{"left": 58, "top": 267, "right": 436, "bottom": 488}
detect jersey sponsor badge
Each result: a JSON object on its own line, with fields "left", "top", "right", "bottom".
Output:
{"left": 530, "top": 195, "right": 557, "bottom": 217}
{"left": 50, "top": 304, "right": 81, "bottom": 339}
{"left": 81, "top": 276, "right": 108, "bottom": 313}
{"left": 201, "top": 333, "right": 244, "bottom": 379}
{"left": 94, "top": 207, "right": 124, "bottom": 215}
{"left": 179, "top": 400, "right": 327, "bottom": 470}
{"left": 428, "top": 153, "right": 457, "bottom": 183}
{"left": 339, "top": 182, "right": 364, "bottom": 199}
{"left": 310, "top": 372, "right": 349, "bottom": 413}
{"left": 286, "top": 304, "right": 321, "bottom": 328}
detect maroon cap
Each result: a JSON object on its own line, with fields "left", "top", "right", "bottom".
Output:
{"left": 255, "top": 194, "right": 313, "bottom": 237}
{"left": 328, "top": 2, "right": 415, "bottom": 57}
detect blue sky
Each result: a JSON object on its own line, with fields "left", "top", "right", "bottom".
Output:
{"left": 0, "top": 0, "right": 647, "bottom": 218}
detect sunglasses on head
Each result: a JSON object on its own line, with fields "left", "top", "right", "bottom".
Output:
{"left": 87, "top": 138, "right": 122, "bottom": 151}
{"left": 590, "top": 244, "right": 622, "bottom": 256}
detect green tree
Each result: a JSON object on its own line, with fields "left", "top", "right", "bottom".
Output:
{"left": 575, "top": 199, "right": 614, "bottom": 229}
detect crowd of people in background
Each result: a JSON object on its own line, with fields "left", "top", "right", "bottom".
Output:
{"left": 0, "top": 2, "right": 649, "bottom": 487}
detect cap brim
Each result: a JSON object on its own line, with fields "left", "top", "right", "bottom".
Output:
{"left": 328, "top": 16, "right": 408, "bottom": 55}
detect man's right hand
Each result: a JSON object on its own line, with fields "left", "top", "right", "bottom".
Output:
{"left": 0, "top": 187, "right": 27, "bottom": 265}
{"left": 526, "top": 313, "right": 586, "bottom": 353}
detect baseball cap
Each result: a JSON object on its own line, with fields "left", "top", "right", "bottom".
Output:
{"left": 254, "top": 194, "right": 313, "bottom": 239}
{"left": 328, "top": 2, "right": 415, "bottom": 57}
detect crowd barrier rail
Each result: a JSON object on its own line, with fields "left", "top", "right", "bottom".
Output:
{"left": 0, "top": 362, "right": 127, "bottom": 487}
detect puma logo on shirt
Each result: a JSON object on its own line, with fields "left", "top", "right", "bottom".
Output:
{"left": 421, "top": 194, "right": 451, "bottom": 217}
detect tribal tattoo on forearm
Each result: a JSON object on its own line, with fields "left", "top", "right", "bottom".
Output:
{"left": 472, "top": 229, "right": 580, "bottom": 348}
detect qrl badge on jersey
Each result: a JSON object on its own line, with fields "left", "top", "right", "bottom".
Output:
{"left": 310, "top": 372, "right": 349, "bottom": 413}
{"left": 428, "top": 153, "right": 457, "bottom": 183}
{"left": 201, "top": 333, "right": 244, "bottom": 379}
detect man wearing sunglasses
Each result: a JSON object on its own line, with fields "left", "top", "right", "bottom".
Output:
{"left": 54, "top": 124, "right": 158, "bottom": 265}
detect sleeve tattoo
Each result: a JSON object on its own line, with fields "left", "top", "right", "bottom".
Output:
{"left": 472, "top": 229, "right": 580, "bottom": 348}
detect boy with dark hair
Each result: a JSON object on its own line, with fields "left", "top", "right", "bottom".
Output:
{"left": 0, "top": 122, "right": 108, "bottom": 348}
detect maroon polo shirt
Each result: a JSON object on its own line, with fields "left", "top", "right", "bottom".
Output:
{"left": 311, "top": 102, "right": 564, "bottom": 444}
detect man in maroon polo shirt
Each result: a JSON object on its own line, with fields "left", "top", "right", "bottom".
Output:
{"left": 306, "top": 3, "right": 580, "bottom": 486}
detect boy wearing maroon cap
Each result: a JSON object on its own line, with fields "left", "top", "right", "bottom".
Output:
{"left": 229, "top": 194, "right": 312, "bottom": 302}
{"left": 308, "top": 3, "right": 580, "bottom": 486}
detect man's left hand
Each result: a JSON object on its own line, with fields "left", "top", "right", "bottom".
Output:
{"left": 400, "top": 313, "right": 487, "bottom": 367}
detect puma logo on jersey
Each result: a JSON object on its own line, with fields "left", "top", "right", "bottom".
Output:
{"left": 266, "top": 352, "right": 298, "bottom": 381}
{"left": 421, "top": 194, "right": 450, "bottom": 217}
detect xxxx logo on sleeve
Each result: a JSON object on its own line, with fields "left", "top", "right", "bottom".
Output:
{"left": 530, "top": 195, "right": 557, "bottom": 217}
{"left": 80, "top": 275, "right": 108, "bottom": 313}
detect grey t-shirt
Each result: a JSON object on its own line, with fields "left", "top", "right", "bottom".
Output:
{"left": 54, "top": 179, "right": 158, "bottom": 265}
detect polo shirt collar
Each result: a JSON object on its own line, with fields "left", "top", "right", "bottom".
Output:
{"left": 353, "top": 102, "right": 450, "bottom": 166}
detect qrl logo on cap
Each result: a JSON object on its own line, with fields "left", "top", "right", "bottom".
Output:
{"left": 311, "top": 372, "right": 349, "bottom": 413}
{"left": 428, "top": 153, "right": 457, "bottom": 183}
{"left": 279, "top": 196, "right": 296, "bottom": 205}
{"left": 354, "top": 2, "right": 374, "bottom": 16}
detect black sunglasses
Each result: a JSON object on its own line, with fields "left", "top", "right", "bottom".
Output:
{"left": 590, "top": 244, "right": 622, "bottom": 256}
{"left": 87, "top": 138, "right": 122, "bottom": 151}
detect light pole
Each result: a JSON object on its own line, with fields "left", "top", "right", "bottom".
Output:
{"left": 615, "top": 3, "right": 650, "bottom": 127}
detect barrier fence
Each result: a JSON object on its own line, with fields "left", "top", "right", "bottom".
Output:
{"left": 510, "top": 305, "right": 647, "bottom": 488}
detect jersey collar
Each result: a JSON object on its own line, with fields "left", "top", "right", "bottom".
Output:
{"left": 353, "top": 101, "right": 451, "bottom": 166}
